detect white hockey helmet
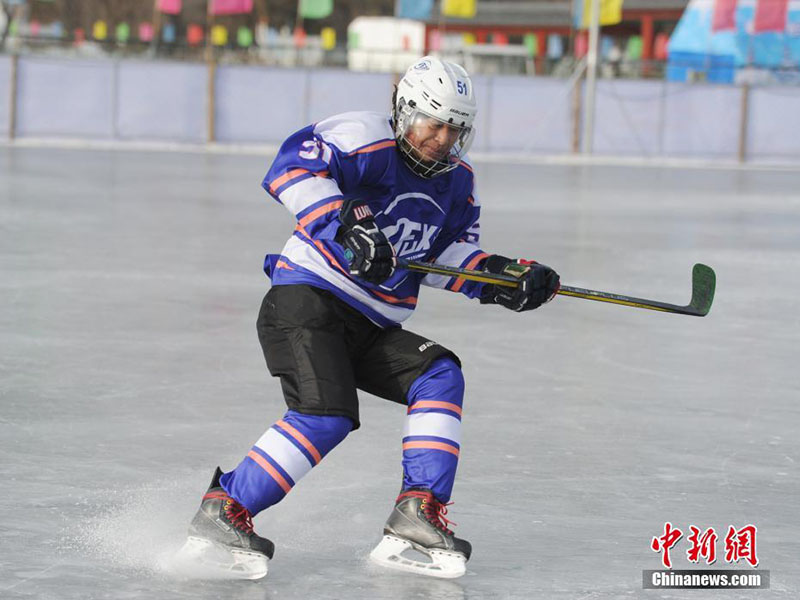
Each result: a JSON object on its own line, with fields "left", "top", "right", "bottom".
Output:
{"left": 393, "top": 56, "right": 477, "bottom": 178}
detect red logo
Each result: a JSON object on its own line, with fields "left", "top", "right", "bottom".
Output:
{"left": 651, "top": 522, "right": 683, "bottom": 568}
{"left": 687, "top": 526, "right": 718, "bottom": 565}
{"left": 651, "top": 523, "right": 758, "bottom": 569}
{"left": 725, "top": 525, "right": 758, "bottom": 567}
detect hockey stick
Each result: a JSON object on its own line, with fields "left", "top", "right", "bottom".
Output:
{"left": 397, "top": 259, "right": 716, "bottom": 317}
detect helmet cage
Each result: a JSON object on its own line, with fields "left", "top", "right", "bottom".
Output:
{"left": 394, "top": 97, "right": 475, "bottom": 179}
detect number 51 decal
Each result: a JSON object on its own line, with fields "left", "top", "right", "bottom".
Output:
{"left": 299, "top": 139, "right": 332, "bottom": 163}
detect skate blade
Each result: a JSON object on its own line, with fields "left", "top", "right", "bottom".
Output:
{"left": 171, "top": 536, "right": 269, "bottom": 580}
{"left": 369, "top": 535, "right": 467, "bottom": 579}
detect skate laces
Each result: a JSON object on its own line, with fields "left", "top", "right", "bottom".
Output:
{"left": 204, "top": 491, "right": 255, "bottom": 534}
{"left": 224, "top": 499, "right": 255, "bottom": 534}
{"left": 399, "top": 490, "right": 456, "bottom": 535}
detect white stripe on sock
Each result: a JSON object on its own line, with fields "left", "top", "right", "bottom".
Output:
{"left": 403, "top": 412, "right": 461, "bottom": 445}
{"left": 254, "top": 428, "right": 315, "bottom": 483}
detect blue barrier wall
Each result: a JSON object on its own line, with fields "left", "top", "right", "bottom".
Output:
{"left": 3, "top": 55, "right": 799, "bottom": 164}
{"left": 748, "top": 87, "right": 800, "bottom": 162}
{"left": 117, "top": 61, "right": 207, "bottom": 142}
{"left": 16, "top": 57, "right": 114, "bottom": 138}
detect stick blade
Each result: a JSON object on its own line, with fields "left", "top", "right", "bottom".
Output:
{"left": 689, "top": 263, "right": 716, "bottom": 316}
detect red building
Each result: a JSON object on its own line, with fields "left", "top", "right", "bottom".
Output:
{"left": 425, "top": 0, "right": 688, "bottom": 65}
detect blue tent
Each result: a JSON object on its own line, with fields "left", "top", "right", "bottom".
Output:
{"left": 667, "top": 0, "right": 800, "bottom": 83}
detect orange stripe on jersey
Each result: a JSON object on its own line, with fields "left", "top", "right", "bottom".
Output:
{"left": 276, "top": 419, "right": 322, "bottom": 465}
{"left": 276, "top": 260, "right": 294, "bottom": 270}
{"left": 295, "top": 224, "right": 351, "bottom": 278}
{"left": 294, "top": 225, "right": 416, "bottom": 307}
{"left": 458, "top": 161, "right": 474, "bottom": 173}
{"left": 268, "top": 168, "right": 310, "bottom": 194}
{"left": 408, "top": 400, "right": 463, "bottom": 417}
{"left": 348, "top": 140, "right": 396, "bottom": 155}
{"left": 370, "top": 287, "right": 418, "bottom": 306}
{"left": 247, "top": 450, "right": 292, "bottom": 493}
{"left": 402, "top": 441, "right": 460, "bottom": 457}
{"left": 450, "top": 252, "right": 489, "bottom": 293}
{"left": 297, "top": 199, "right": 343, "bottom": 229}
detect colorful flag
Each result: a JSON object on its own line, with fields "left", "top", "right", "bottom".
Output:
{"left": 442, "top": 0, "right": 477, "bottom": 19}
{"left": 139, "top": 23, "right": 153, "bottom": 42}
{"left": 209, "top": 0, "right": 253, "bottom": 16}
{"left": 158, "top": 0, "right": 182, "bottom": 15}
{"left": 492, "top": 32, "right": 508, "bottom": 45}
{"left": 187, "top": 24, "right": 204, "bottom": 46}
{"left": 575, "top": 31, "right": 588, "bottom": 57}
{"left": 293, "top": 27, "right": 307, "bottom": 48}
{"left": 237, "top": 26, "right": 253, "bottom": 47}
{"left": 116, "top": 22, "right": 130, "bottom": 42}
{"left": 626, "top": 34, "right": 642, "bottom": 59}
{"left": 93, "top": 20, "right": 108, "bottom": 40}
{"left": 428, "top": 28, "right": 442, "bottom": 51}
{"left": 653, "top": 32, "right": 669, "bottom": 60}
{"left": 321, "top": 26, "right": 336, "bottom": 50}
{"left": 523, "top": 33, "right": 538, "bottom": 57}
{"left": 299, "top": 0, "right": 333, "bottom": 19}
{"left": 711, "top": 0, "right": 737, "bottom": 31}
{"left": 138, "top": 22, "right": 154, "bottom": 42}
{"left": 573, "top": 0, "right": 624, "bottom": 29}
{"left": 547, "top": 33, "right": 564, "bottom": 58}
{"left": 397, "top": 0, "right": 433, "bottom": 20}
{"left": 600, "top": 35, "right": 613, "bottom": 57}
{"left": 753, "top": 0, "right": 788, "bottom": 32}
{"left": 211, "top": 25, "right": 228, "bottom": 45}
{"left": 162, "top": 23, "right": 176, "bottom": 43}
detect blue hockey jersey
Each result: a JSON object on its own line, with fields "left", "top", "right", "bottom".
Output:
{"left": 262, "top": 111, "right": 488, "bottom": 328}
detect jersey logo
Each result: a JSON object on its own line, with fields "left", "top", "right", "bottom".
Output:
{"left": 383, "top": 218, "right": 440, "bottom": 258}
{"left": 378, "top": 193, "right": 443, "bottom": 259}
{"left": 383, "top": 192, "right": 444, "bottom": 216}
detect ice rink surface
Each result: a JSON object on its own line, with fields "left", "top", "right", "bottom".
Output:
{"left": 1, "top": 146, "right": 798, "bottom": 599}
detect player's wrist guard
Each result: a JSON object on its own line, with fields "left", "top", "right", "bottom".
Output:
{"left": 336, "top": 199, "right": 396, "bottom": 285}
{"left": 480, "top": 254, "right": 560, "bottom": 312}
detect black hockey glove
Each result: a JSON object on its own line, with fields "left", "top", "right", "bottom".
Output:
{"left": 336, "top": 199, "right": 396, "bottom": 285}
{"left": 480, "top": 254, "right": 560, "bottom": 312}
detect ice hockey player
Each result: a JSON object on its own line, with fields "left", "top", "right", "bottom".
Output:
{"left": 179, "top": 56, "right": 560, "bottom": 580}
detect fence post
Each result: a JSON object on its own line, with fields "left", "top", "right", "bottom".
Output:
{"left": 9, "top": 53, "right": 18, "bottom": 140}
{"left": 111, "top": 58, "right": 120, "bottom": 140}
{"left": 207, "top": 59, "right": 216, "bottom": 143}
{"left": 571, "top": 69, "right": 583, "bottom": 154}
{"left": 737, "top": 83, "right": 750, "bottom": 163}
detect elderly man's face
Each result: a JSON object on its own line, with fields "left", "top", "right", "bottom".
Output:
{"left": 405, "top": 115, "right": 463, "bottom": 163}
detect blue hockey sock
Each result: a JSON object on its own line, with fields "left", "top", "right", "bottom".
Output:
{"left": 220, "top": 410, "right": 352, "bottom": 515}
{"left": 402, "top": 357, "right": 464, "bottom": 503}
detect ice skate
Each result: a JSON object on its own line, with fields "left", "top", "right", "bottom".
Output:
{"left": 174, "top": 467, "right": 274, "bottom": 580}
{"left": 370, "top": 488, "right": 471, "bottom": 579}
